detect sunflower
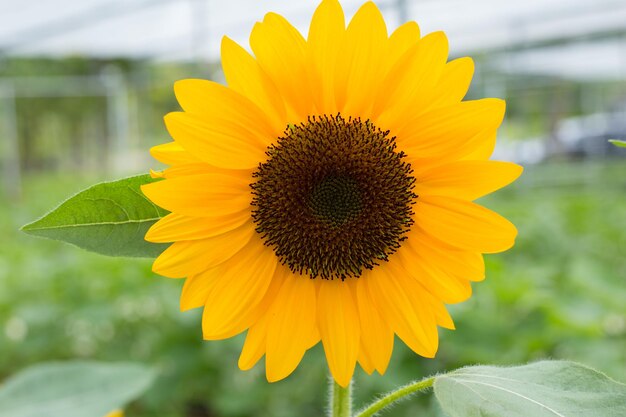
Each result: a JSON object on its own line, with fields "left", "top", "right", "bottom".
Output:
{"left": 141, "top": 0, "right": 522, "bottom": 387}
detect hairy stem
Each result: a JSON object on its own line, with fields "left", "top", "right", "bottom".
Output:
{"left": 331, "top": 379, "right": 352, "bottom": 417}
{"left": 354, "top": 377, "right": 435, "bottom": 417}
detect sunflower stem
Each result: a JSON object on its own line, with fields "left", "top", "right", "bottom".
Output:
{"left": 354, "top": 377, "right": 435, "bottom": 417}
{"left": 330, "top": 379, "right": 352, "bottom": 417}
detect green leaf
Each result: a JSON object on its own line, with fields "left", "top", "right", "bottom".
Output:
{"left": 434, "top": 360, "right": 626, "bottom": 417}
{"left": 21, "top": 174, "right": 169, "bottom": 258}
{"left": 0, "top": 361, "right": 157, "bottom": 417}
{"left": 609, "top": 139, "right": 626, "bottom": 148}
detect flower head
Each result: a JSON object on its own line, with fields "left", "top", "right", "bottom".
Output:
{"left": 142, "top": 0, "right": 522, "bottom": 387}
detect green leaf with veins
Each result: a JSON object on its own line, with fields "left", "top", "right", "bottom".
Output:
{"left": 0, "top": 361, "right": 156, "bottom": 417}
{"left": 434, "top": 361, "right": 626, "bottom": 417}
{"left": 21, "top": 174, "right": 169, "bottom": 258}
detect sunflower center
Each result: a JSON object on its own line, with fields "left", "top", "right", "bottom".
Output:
{"left": 251, "top": 114, "right": 416, "bottom": 280}
{"left": 309, "top": 174, "right": 361, "bottom": 226}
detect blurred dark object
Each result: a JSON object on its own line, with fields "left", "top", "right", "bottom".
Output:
{"left": 557, "top": 99, "right": 626, "bottom": 159}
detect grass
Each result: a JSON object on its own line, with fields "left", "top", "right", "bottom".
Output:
{"left": 1, "top": 160, "right": 625, "bottom": 416}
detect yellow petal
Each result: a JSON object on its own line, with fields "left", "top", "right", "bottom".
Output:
{"left": 392, "top": 270, "right": 440, "bottom": 346}
{"left": 239, "top": 312, "right": 270, "bottom": 371}
{"left": 414, "top": 161, "right": 523, "bottom": 201}
{"left": 422, "top": 291, "right": 455, "bottom": 330}
{"left": 150, "top": 169, "right": 164, "bottom": 179}
{"left": 305, "top": 308, "right": 322, "bottom": 349}
{"left": 386, "top": 21, "right": 420, "bottom": 71}
{"left": 415, "top": 195, "right": 517, "bottom": 253}
{"left": 141, "top": 172, "right": 251, "bottom": 218}
{"left": 318, "top": 280, "right": 360, "bottom": 387}
{"left": 202, "top": 236, "right": 278, "bottom": 339}
{"left": 159, "top": 162, "right": 253, "bottom": 179}
{"left": 150, "top": 141, "right": 200, "bottom": 166}
{"left": 373, "top": 31, "right": 448, "bottom": 124}
{"left": 266, "top": 271, "right": 318, "bottom": 382}
{"left": 403, "top": 231, "right": 485, "bottom": 282}
{"left": 429, "top": 57, "right": 474, "bottom": 108}
{"left": 221, "top": 36, "right": 287, "bottom": 135}
{"left": 307, "top": 0, "right": 345, "bottom": 114}
{"left": 397, "top": 234, "right": 475, "bottom": 304}
{"left": 398, "top": 98, "right": 505, "bottom": 162}
{"left": 180, "top": 268, "right": 221, "bottom": 311}
{"left": 145, "top": 211, "right": 250, "bottom": 243}
{"left": 158, "top": 163, "right": 255, "bottom": 180}
{"left": 355, "top": 279, "right": 393, "bottom": 374}
{"left": 237, "top": 268, "right": 288, "bottom": 370}
{"left": 394, "top": 247, "right": 472, "bottom": 304}
{"left": 461, "top": 128, "right": 498, "bottom": 161}
{"left": 159, "top": 162, "right": 214, "bottom": 178}
{"left": 152, "top": 222, "right": 255, "bottom": 278}
{"left": 164, "top": 112, "right": 267, "bottom": 170}
{"left": 365, "top": 266, "right": 437, "bottom": 358}
{"left": 358, "top": 347, "right": 375, "bottom": 375}
{"left": 174, "top": 79, "right": 278, "bottom": 141}
{"left": 249, "top": 13, "right": 312, "bottom": 121}
{"left": 335, "top": 1, "right": 388, "bottom": 118}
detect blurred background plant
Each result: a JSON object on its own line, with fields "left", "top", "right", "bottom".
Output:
{"left": 0, "top": 1, "right": 625, "bottom": 416}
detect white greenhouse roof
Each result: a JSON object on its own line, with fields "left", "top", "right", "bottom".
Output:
{"left": 1, "top": 0, "right": 626, "bottom": 80}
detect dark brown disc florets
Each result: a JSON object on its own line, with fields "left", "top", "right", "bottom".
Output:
{"left": 251, "top": 114, "right": 416, "bottom": 280}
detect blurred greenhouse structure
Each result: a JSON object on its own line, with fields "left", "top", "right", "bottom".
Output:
{"left": 1, "top": 0, "right": 626, "bottom": 196}
{"left": 0, "top": 1, "right": 625, "bottom": 417}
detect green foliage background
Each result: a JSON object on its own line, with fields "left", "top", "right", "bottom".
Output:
{"left": 1, "top": 161, "right": 625, "bottom": 416}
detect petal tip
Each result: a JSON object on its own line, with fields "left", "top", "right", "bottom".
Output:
{"left": 238, "top": 356, "right": 257, "bottom": 372}
{"left": 375, "top": 364, "right": 389, "bottom": 375}
{"left": 426, "top": 30, "right": 449, "bottom": 45}
{"left": 143, "top": 227, "right": 159, "bottom": 243}
{"left": 149, "top": 169, "right": 164, "bottom": 179}
{"left": 265, "top": 366, "right": 290, "bottom": 383}
{"left": 333, "top": 373, "right": 353, "bottom": 388}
